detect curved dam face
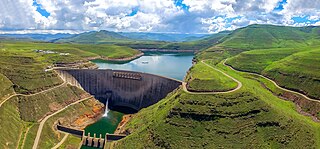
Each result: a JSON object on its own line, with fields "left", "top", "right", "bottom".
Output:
{"left": 56, "top": 69, "right": 181, "bottom": 111}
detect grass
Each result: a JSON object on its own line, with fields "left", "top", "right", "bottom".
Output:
{"left": 0, "top": 41, "right": 140, "bottom": 94}
{"left": 56, "top": 29, "right": 230, "bottom": 51}
{"left": 0, "top": 98, "right": 27, "bottom": 148}
{"left": 0, "top": 72, "right": 14, "bottom": 102}
{"left": 23, "top": 123, "right": 40, "bottom": 149}
{"left": 186, "top": 62, "right": 238, "bottom": 92}
{"left": 263, "top": 49, "right": 320, "bottom": 99}
{"left": 17, "top": 85, "right": 88, "bottom": 122}
{"left": 226, "top": 47, "right": 320, "bottom": 99}
{"left": 38, "top": 98, "right": 103, "bottom": 149}
{"left": 111, "top": 50, "right": 320, "bottom": 148}
{"left": 57, "top": 135, "right": 81, "bottom": 149}
{"left": 226, "top": 48, "right": 301, "bottom": 73}
{"left": 219, "top": 24, "right": 320, "bottom": 49}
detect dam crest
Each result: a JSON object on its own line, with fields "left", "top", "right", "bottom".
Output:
{"left": 56, "top": 69, "right": 182, "bottom": 112}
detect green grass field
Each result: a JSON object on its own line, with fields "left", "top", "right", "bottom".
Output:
{"left": 0, "top": 41, "right": 140, "bottom": 94}
{"left": 112, "top": 57, "right": 320, "bottom": 148}
{"left": 110, "top": 25, "right": 320, "bottom": 148}
{"left": 186, "top": 62, "right": 238, "bottom": 92}
{"left": 17, "top": 85, "right": 88, "bottom": 122}
{"left": 0, "top": 73, "right": 14, "bottom": 101}
{"left": 226, "top": 47, "right": 320, "bottom": 99}
{"left": 0, "top": 98, "right": 28, "bottom": 148}
{"left": 263, "top": 49, "right": 320, "bottom": 99}
{"left": 219, "top": 25, "right": 320, "bottom": 49}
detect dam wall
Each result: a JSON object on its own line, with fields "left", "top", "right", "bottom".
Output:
{"left": 56, "top": 69, "right": 181, "bottom": 111}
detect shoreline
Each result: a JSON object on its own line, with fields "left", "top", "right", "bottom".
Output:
{"left": 138, "top": 49, "right": 198, "bottom": 53}
{"left": 87, "top": 52, "right": 144, "bottom": 62}
{"left": 114, "top": 114, "right": 132, "bottom": 135}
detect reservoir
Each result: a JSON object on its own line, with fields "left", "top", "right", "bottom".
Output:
{"left": 91, "top": 52, "right": 194, "bottom": 80}
{"left": 82, "top": 52, "right": 194, "bottom": 148}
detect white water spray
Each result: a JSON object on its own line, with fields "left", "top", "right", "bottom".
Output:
{"left": 103, "top": 99, "right": 109, "bottom": 117}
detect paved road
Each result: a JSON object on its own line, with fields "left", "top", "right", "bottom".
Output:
{"left": 182, "top": 60, "right": 242, "bottom": 94}
{"left": 222, "top": 59, "right": 320, "bottom": 103}
{"left": 51, "top": 133, "right": 69, "bottom": 149}
{"left": 32, "top": 96, "right": 93, "bottom": 149}
{"left": 0, "top": 82, "right": 67, "bottom": 107}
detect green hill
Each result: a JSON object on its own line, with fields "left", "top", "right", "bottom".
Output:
{"left": 219, "top": 24, "right": 320, "bottom": 49}
{"left": 56, "top": 30, "right": 130, "bottom": 43}
{"left": 110, "top": 24, "right": 320, "bottom": 148}
{"left": 55, "top": 30, "right": 230, "bottom": 51}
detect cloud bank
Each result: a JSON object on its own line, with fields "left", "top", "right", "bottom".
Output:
{"left": 0, "top": 0, "right": 319, "bottom": 33}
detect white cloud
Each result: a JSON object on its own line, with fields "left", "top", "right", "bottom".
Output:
{"left": 0, "top": 0, "right": 319, "bottom": 33}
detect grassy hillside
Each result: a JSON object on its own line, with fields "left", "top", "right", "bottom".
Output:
{"left": 38, "top": 98, "right": 103, "bottom": 149}
{"left": 219, "top": 24, "right": 320, "bottom": 49}
{"left": 226, "top": 48, "right": 301, "bottom": 73}
{"left": 263, "top": 49, "right": 320, "bottom": 99}
{"left": 0, "top": 41, "right": 141, "bottom": 93}
{"left": 226, "top": 47, "right": 320, "bottom": 99}
{"left": 186, "top": 62, "right": 238, "bottom": 92}
{"left": 111, "top": 52, "right": 320, "bottom": 148}
{"left": 0, "top": 98, "right": 27, "bottom": 149}
{"left": 0, "top": 73, "right": 14, "bottom": 101}
{"left": 56, "top": 30, "right": 130, "bottom": 43}
{"left": 55, "top": 30, "right": 229, "bottom": 51}
{"left": 0, "top": 41, "right": 138, "bottom": 149}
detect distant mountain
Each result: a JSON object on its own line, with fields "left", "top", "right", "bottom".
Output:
{"left": 55, "top": 30, "right": 211, "bottom": 43}
{"left": 0, "top": 33, "right": 73, "bottom": 42}
{"left": 118, "top": 32, "right": 210, "bottom": 42}
{"left": 219, "top": 24, "right": 320, "bottom": 49}
{"left": 55, "top": 30, "right": 130, "bottom": 43}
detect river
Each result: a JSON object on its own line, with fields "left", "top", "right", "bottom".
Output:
{"left": 82, "top": 52, "right": 194, "bottom": 148}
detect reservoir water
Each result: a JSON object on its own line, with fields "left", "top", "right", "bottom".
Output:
{"left": 82, "top": 52, "right": 194, "bottom": 148}
{"left": 91, "top": 52, "right": 194, "bottom": 80}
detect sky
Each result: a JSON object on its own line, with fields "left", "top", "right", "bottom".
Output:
{"left": 0, "top": 0, "right": 319, "bottom": 34}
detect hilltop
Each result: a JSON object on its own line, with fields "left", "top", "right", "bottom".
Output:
{"left": 219, "top": 24, "right": 320, "bottom": 49}
{"left": 110, "top": 24, "right": 320, "bottom": 148}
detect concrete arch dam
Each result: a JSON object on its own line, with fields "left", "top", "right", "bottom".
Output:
{"left": 56, "top": 69, "right": 182, "bottom": 111}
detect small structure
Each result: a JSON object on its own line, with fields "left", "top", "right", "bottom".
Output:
{"left": 56, "top": 125, "right": 127, "bottom": 148}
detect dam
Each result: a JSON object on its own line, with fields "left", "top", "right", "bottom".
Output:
{"left": 56, "top": 69, "right": 182, "bottom": 112}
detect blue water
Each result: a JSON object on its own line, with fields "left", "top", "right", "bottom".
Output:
{"left": 91, "top": 52, "right": 194, "bottom": 81}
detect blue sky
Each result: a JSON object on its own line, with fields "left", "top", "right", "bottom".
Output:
{"left": 33, "top": 0, "right": 50, "bottom": 18}
{"left": 0, "top": 0, "right": 319, "bottom": 34}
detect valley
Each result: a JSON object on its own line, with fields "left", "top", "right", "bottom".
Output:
{"left": 0, "top": 24, "right": 320, "bottom": 149}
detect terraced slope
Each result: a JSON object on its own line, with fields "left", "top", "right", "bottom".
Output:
{"left": 226, "top": 47, "right": 320, "bottom": 99}
{"left": 219, "top": 24, "right": 320, "bottom": 49}
{"left": 263, "top": 49, "right": 320, "bottom": 99}
{"left": 111, "top": 57, "right": 320, "bottom": 148}
{"left": 0, "top": 73, "right": 14, "bottom": 102}
{"left": 0, "top": 41, "right": 142, "bottom": 149}
{"left": 186, "top": 62, "right": 238, "bottom": 92}
{"left": 109, "top": 25, "right": 320, "bottom": 148}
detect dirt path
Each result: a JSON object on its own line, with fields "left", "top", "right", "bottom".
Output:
{"left": 0, "top": 82, "right": 67, "bottom": 108}
{"left": 20, "top": 125, "right": 32, "bottom": 149}
{"left": 182, "top": 60, "right": 242, "bottom": 94}
{"left": 222, "top": 59, "right": 320, "bottom": 103}
{"left": 32, "top": 96, "right": 92, "bottom": 149}
{"left": 51, "top": 133, "right": 69, "bottom": 149}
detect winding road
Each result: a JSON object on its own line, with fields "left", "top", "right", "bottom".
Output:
{"left": 0, "top": 82, "right": 67, "bottom": 107}
{"left": 32, "top": 96, "right": 93, "bottom": 149}
{"left": 222, "top": 59, "right": 320, "bottom": 103}
{"left": 182, "top": 58, "right": 319, "bottom": 106}
{"left": 51, "top": 133, "right": 69, "bottom": 149}
{"left": 182, "top": 60, "right": 242, "bottom": 94}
